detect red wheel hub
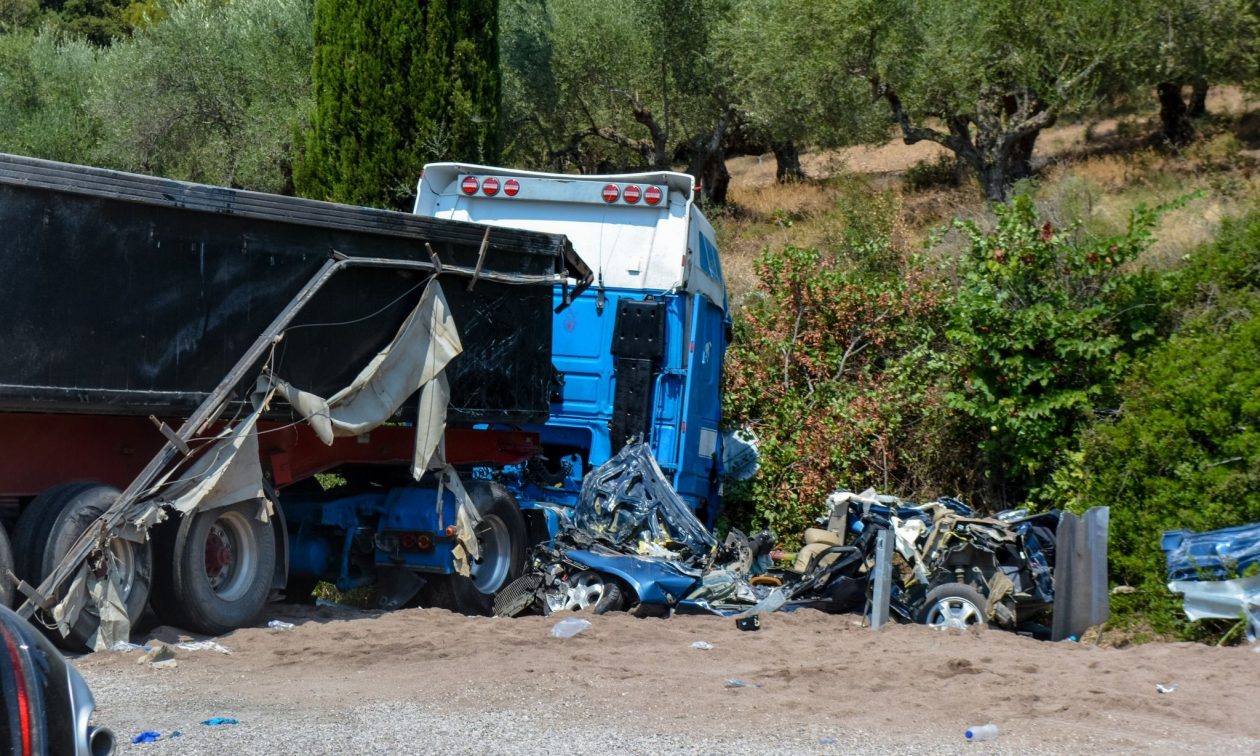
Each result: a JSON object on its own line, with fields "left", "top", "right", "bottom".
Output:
{"left": 205, "top": 532, "right": 233, "bottom": 573}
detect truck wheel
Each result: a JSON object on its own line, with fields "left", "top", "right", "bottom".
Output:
{"left": 150, "top": 501, "right": 276, "bottom": 635}
{"left": 12, "top": 482, "right": 152, "bottom": 650}
{"left": 918, "top": 583, "right": 988, "bottom": 630}
{"left": 0, "top": 523, "right": 13, "bottom": 608}
{"left": 464, "top": 481, "right": 526, "bottom": 596}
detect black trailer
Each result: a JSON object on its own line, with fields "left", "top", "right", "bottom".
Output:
{"left": 0, "top": 153, "right": 590, "bottom": 649}
{"left": 0, "top": 152, "right": 588, "bottom": 422}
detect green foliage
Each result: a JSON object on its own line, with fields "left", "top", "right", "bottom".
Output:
{"left": 296, "top": 0, "right": 500, "bottom": 208}
{"left": 0, "top": 29, "right": 99, "bottom": 163}
{"left": 0, "top": 0, "right": 39, "bottom": 30}
{"left": 903, "top": 154, "right": 960, "bottom": 193}
{"left": 92, "top": 0, "right": 312, "bottom": 192}
{"left": 1079, "top": 211, "right": 1260, "bottom": 638}
{"left": 500, "top": 0, "right": 736, "bottom": 183}
{"left": 1136, "top": 0, "right": 1259, "bottom": 88}
{"left": 0, "top": 0, "right": 310, "bottom": 193}
{"left": 723, "top": 188, "right": 956, "bottom": 537}
{"left": 944, "top": 196, "right": 1171, "bottom": 505}
{"left": 722, "top": 0, "right": 1148, "bottom": 199}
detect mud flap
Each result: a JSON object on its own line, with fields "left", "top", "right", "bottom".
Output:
{"left": 1051, "top": 507, "right": 1110, "bottom": 641}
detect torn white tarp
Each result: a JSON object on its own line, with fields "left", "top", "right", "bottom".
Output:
{"left": 148, "top": 400, "right": 268, "bottom": 518}
{"left": 53, "top": 561, "right": 131, "bottom": 651}
{"left": 1168, "top": 574, "right": 1260, "bottom": 642}
{"left": 272, "top": 279, "right": 462, "bottom": 477}
{"left": 275, "top": 280, "right": 481, "bottom": 576}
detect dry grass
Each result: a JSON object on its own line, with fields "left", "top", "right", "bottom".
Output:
{"left": 718, "top": 85, "right": 1260, "bottom": 305}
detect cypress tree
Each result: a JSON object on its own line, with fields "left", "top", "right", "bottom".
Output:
{"left": 296, "top": 0, "right": 500, "bottom": 209}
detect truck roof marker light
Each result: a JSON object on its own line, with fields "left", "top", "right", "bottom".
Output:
{"left": 644, "top": 186, "right": 663, "bottom": 205}
{"left": 482, "top": 176, "right": 500, "bottom": 196}
{"left": 503, "top": 178, "right": 520, "bottom": 197}
{"left": 460, "top": 176, "right": 479, "bottom": 195}
{"left": 602, "top": 184, "right": 620, "bottom": 203}
{"left": 623, "top": 184, "right": 641, "bottom": 203}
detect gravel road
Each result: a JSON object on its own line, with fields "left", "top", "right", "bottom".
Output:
{"left": 73, "top": 604, "right": 1260, "bottom": 755}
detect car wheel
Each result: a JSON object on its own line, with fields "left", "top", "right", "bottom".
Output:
{"left": 918, "top": 583, "right": 988, "bottom": 630}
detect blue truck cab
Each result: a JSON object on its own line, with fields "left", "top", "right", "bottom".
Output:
{"left": 414, "top": 164, "right": 730, "bottom": 530}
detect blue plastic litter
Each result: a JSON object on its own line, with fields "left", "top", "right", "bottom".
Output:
{"left": 201, "top": 717, "right": 240, "bottom": 726}
{"left": 1162, "top": 521, "right": 1260, "bottom": 581}
{"left": 131, "top": 731, "right": 161, "bottom": 744}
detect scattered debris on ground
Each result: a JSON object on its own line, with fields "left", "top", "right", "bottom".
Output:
{"left": 497, "top": 444, "right": 1110, "bottom": 640}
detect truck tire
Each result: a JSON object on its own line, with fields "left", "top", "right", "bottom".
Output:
{"left": 464, "top": 481, "right": 527, "bottom": 597}
{"left": 150, "top": 501, "right": 276, "bottom": 635}
{"left": 12, "top": 482, "right": 152, "bottom": 650}
{"left": 0, "top": 523, "right": 13, "bottom": 608}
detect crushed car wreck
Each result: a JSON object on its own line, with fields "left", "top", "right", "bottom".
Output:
{"left": 780, "top": 491, "right": 1110, "bottom": 639}
{"left": 1164, "top": 521, "right": 1260, "bottom": 642}
{"left": 495, "top": 445, "right": 1110, "bottom": 640}
{"left": 495, "top": 444, "right": 780, "bottom": 618}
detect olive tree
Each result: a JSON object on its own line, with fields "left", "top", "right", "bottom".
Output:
{"left": 1137, "top": 0, "right": 1259, "bottom": 147}
{"left": 92, "top": 0, "right": 313, "bottom": 193}
{"left": 0, "top": 29, "right": 99, "bottom": 163}
{"left": 730, "top": 0, "right": 1142, "bottom": 201}
{"left": 502, "top": 0, "right": 739, "bottom": 203}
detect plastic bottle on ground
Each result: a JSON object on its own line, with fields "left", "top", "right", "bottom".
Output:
{"left": 965, "top": 724, "right": 999, "bottom": 741}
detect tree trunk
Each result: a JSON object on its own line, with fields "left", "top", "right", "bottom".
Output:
{"left": 772, "top": 141, "right": 804, "bottom": 183}
{"left": 687, "top": 147, "right": 730, "bottom": 206}
{"left": 1189, "top": 77, "right": 1209, "bottom": 119}
{"left": 1006, "top": 130, "right": 1038, "bottom": 184}
{"left": 968, "top": 134, "right": 1040, "bottom": 203}
{"left": 1157, "top": 82, "right": 1195, "bottom": 148}
{"left": 976, "top": 161, "right": 1010, "bottom": 202}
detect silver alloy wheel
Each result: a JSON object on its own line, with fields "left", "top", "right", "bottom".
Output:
{"left": 544, "top": 571, "right": 607, "bottom": 613}
{"left": 203, "top": 510, "right": 258, "bottom": 603}
{"left": 925, "top": 595, "right": 983, "bottom": 629}
{"left": 469, "top": 514, "right": 512, "bottom": 594}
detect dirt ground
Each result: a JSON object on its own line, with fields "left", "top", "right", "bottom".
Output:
{"left": 75, "top": 604, "right": 1259, "bottom": 755}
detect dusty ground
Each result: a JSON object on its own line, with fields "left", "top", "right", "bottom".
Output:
{"left": 75, "top": 604, "right": 1260, "bottom": 755}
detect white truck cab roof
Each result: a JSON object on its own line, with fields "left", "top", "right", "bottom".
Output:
{"left": 414, "top": 163, "right": 725, "bottom": 310}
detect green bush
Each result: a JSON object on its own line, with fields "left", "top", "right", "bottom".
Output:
{"left": 1079, "top": 211, "right": 1260, "bottom": 638}
{"left": 943, "top": 196, "right": 1171, "bottom": 506}
{"left": 903, "top": 153, "right": 959, "bottom": 192}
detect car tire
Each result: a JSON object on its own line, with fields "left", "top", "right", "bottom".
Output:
{"left": 592, "top": 581, "right": 624, "bottom": 615}
{"left": 917, "top": 583, "right": 988, "bottom": 630}
{"left": 150, "top": 501, "right": 276, "bottom": 635}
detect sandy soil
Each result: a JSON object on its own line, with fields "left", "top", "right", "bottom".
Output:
{"left": 75, "top": 604, "right": 1260, "bottom": 754}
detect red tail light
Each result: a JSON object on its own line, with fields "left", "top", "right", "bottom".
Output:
{"left": 503, "top": 178, "right": 520, "bottom": 197}
{"left": 644, "top": 186, "right": 663, "bottom": 205}
{"left": 460, "top": 176, "right": 479, "bottom": 195}
{"left": 623, "top": 185, "right": 641, "bottom": 203}
{"left": 2, "top": 627, "right": 33, "bottom": 756}
{"left": 601, "top": 184, "right": 620, "bottom": 203}
{"left": 482, "top": 177, "right": 500, "bottom": 196}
